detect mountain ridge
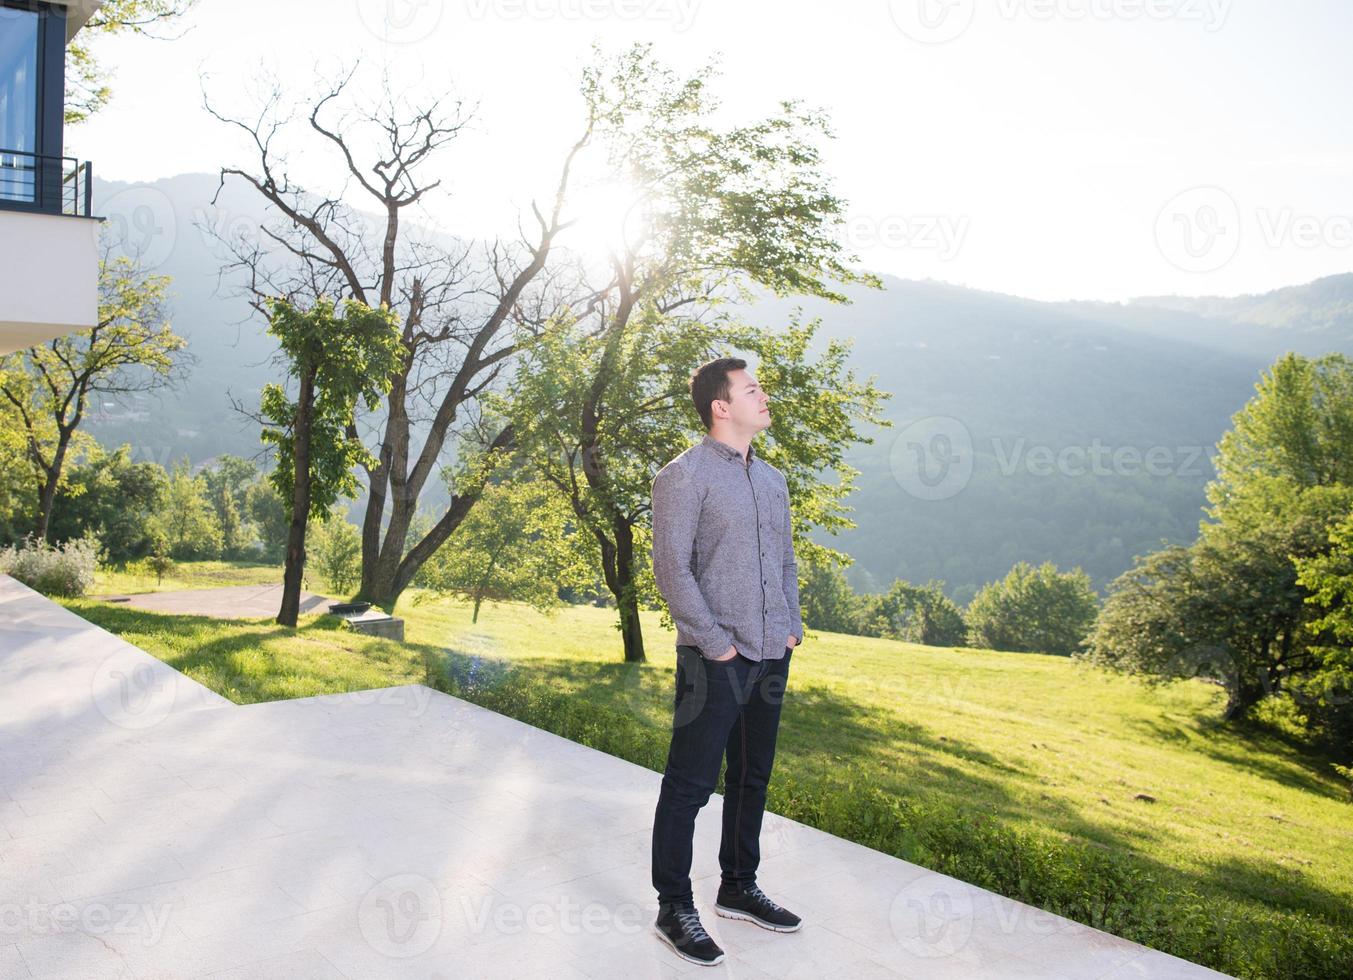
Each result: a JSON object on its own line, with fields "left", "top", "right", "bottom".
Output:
{"left": 85, "top": 173, "right": 1353, "bottom": 601}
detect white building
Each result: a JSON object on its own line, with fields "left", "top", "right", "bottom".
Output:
{"left": 0, "top": 0, "right": 104, "bottom": 354}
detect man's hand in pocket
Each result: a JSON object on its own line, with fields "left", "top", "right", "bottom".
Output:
{"left": 710, "top": 644, "right": 738, "bottom": 661}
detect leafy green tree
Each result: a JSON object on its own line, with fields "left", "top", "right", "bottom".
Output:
{"left": 419, "top": 467, "right": 596, "bottom": 623}
{"left": 1, "top": 397, "right": 42, "bottom": 542}
{"left": 1082, "top": 353, "right": 1353, "bottom": 724}
{"left": 1206, "top": 352, "right": 1353, "bottom": 518}
{"left": 258, "top": 296, "right": 401, "bottom": 626}
{"left": 1295, "top": 510, "right": 1353, "bottom": 665}
{"left": 1292, "top": 512, "right": 1353, "bottom": 757}
{"left": 145, "top": 534, "right": 174, "bottom": 586}
{"left": 216, "top": 488, "right": 246, "bottom": 558}
{"left": 202, "top": 455, "right": 258, "bottom": 558}
{"left": 1083, "top": 482, "right": 1353, "bottom": 721}
{"left": 307, "top": 506, "right": 362, "bottom": 596}
{"left": 800, "top": 553, "right": 863, "bottom": 635}
{"left": 148, "top": 459, "right": 223, "bottom": 560}
{"left": 245, "top": 479, "right": 288, "bottom": 562}
{"left": 860, "top": 579, "right": 968, "bottom": 647}
{"left": 49, "top": 444, "right": 169, "bottom": 562}
{"left": 65, "top": 0, "right": 198, "bottom": 125}
{"left": 0, "top": 255, "right": 186, "bottom": 541}
{"left": 494, "top": 43, "right": 888, "bottom": 662}
{"left": 966, "top": 560, "right": 1099, "bottom": 656}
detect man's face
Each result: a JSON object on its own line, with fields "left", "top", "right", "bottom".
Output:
{"left": 714, "top": 368, "right": 771, "bottom": 433}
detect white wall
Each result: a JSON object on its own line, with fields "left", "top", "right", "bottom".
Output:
{"left": 0, "top": 211, "right": 101, "bottom": 353}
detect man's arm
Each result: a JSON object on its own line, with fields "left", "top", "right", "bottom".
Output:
{"left": 651, "top": 464, "right": 734, "bottom": 658}
{"left": 782, "top": 480, "right": 804, "bottom": 646}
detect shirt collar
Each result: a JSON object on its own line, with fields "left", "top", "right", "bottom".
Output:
{"left": 702, "top": 433, "right": 754, "bottom": 465}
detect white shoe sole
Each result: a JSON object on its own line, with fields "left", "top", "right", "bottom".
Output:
{"left": 714, "top": 903, "right": 803, "bottom": 932}
{"left": 653, "top": 923, "right": 726, "bottom": 966}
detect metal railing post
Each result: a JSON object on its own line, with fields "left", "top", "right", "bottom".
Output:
{"left": 0, "top": 150, "right": 94, "bottom": 216}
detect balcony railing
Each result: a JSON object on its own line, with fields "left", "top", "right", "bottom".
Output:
{"left": 0, "top": 150, "right": 95, "bottom": 217}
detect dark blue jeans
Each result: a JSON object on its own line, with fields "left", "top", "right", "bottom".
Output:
{"left": 652, "top": 643, "right": 793, "bottom": 906}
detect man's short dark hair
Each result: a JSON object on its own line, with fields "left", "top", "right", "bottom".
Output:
{"left": 690, "top": 356, "right": 747, "bottom": 431}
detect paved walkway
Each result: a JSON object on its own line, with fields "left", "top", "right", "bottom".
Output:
{"left": 0, "top": 575, "right": 1232, "bottom": 978}
{"left": 93, "top": 584, "right": 334, "bottom": 619}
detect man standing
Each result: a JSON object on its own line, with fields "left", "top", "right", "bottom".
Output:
{"left": 649, "top": 356, "right": 805, "bottom": 966}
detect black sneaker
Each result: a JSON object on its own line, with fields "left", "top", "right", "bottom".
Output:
{"left": 715, "top": 881, "right": 802, "bottom": 932}
{"left": 654, "top": 900, "right": 726, "bottom": 966}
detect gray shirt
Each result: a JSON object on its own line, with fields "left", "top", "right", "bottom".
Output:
{"left": 651, "top": 433, "right": 804, "bottom": 662}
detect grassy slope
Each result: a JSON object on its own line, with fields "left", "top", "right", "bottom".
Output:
{"left": 60, "top": 590, "right": 1353, "bottom": 975}
{"left": 92, "top": 560, "right": 285, "bottom": 596}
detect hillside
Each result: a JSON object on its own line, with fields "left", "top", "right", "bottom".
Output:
{"left": 88, "top": 173, "right": 1353, "bottom": 601}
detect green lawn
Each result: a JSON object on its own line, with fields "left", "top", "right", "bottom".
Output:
{"left": 60, "top": 588, "right": 1353, "bottom": 978}
{"left": 92, "top": 559, "right": 285, "bottom": 596}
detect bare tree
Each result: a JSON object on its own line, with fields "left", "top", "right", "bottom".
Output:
{"left": 201, "top": 61, "right": 600, "bottom": 604}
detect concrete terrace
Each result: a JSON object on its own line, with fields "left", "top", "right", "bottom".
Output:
{"left": 0, "top": 576, "right": 1232, "bottom": 979}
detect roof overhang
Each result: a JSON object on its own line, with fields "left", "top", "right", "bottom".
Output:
{"left": 43, "top": 0, "right": 105, "bottom": 42}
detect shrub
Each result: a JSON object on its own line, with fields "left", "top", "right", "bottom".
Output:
{"left": 0, "top": 534, "right": 100, "bottom": 597}
{"left": 857, "top": 579, "right": 969, "bottom": 646}
{"left": 308, "top": 507, "right": 362, "bottom": 595}
{"left": 967, "top": 559, "right": 1099, "bottom": 656}
{"left": 148, "top": 461, "right": 224, "bottom": 560}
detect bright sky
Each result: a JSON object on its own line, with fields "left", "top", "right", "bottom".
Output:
{"left": 69, "top": 0, "right": 1353, "bottom": 303}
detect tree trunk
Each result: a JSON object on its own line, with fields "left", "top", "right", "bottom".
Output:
{"left": 1222, "top": 680, "right": 1267, "bottom": 722}
{"left": 278, "top": 365, "right": 316, "bottom": 628}
{"left": 357, "top": 422, "right": 515, "bottom": 607}
{"left": 597, "top": 513, "right": 645, "bottom": 663}
{"left": 32, "top": 424, "right": 76, "bottom": 542}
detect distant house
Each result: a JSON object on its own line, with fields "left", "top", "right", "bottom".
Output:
{"left": 0, "top": 0, "right": 104, "bottom": 353}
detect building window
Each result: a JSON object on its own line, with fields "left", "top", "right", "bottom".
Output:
{"left": 0, "top": 5, "right": 42, "bottom": 202}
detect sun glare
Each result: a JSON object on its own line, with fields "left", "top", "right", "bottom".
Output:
{"left": 563, "top": 178, "right": 649, "bottom": 264}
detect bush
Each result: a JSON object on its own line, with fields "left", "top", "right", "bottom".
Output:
{"left": 857, "top": 579, "right": 969, "bottom": 646}
{"left": 48, "top": 445, "right": 169, "bottom": 563}
{"left": 0, "top": 534, "right": 100, "bottom": 597}
{"left": 967, "top": 559, "right": 1099, "bottom": 656}
{"left": 148, "top": 461, "right": 224, "bottom": 560}
{"left": 308, "top": 507, "right": 361, "bottom": 595}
